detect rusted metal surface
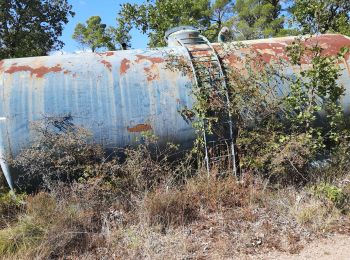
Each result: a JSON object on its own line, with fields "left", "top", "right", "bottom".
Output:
{"left": 214, "top": 34, "right": 350, "bottom": 114}
{"left": 1, "top": 32, "right": 350, "bottom": 188}
{"left": 216, "top": 34, "right": 350, "bottom": 66}
{"left": 4, "top": 64, "right": 63, "bottom": 78}
{"left": 0, "top": 48, "right": 195, "bottom": 168}
{"left": 127, "top": 124, "right": 153, "bottom": 132}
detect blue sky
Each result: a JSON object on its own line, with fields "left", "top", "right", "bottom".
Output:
{"left": 60, "top": 0, "right": 148, "bottom": 52}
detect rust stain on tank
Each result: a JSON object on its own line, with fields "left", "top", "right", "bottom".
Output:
{"left": 97, "top": 51, "right": 115, "bottom": 57}
{"left": 63, "top": 70, "right": 71, "bottom": 75}
{"left": 120, "top": 55, "right": 164, "bottom": 76}
{"left": 0, "top": 60, "right": 4, "bottom": 71}
{"left": 251, "top": 42, "right": 287, "bottom": 63}
{"left": 120, "top": 58, "right": 131, "bottom": 74}
{"left": 101, "top": 60, "right": 112, "bottom": 71}
{"left": 5, "top": 64, "right": 63, "bottom": 78}
{"left": 144, "top": 64, "right": 160, "bottom": 82}
{"left": 127, "top": 124, "right": 152, "bottom": 132}
{"left": 135, "top": 55, "right": 164, "bottom": 64}
{"left": 306, "top": 35, "right": 350, "bottom": 57}
{"left": 135, "top": 55, "right": 164, "bottom": 81}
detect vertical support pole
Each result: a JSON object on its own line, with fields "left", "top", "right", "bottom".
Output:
{"left": 228, "top": 119, "right": 237, "bottom": 178}
{"left": 0, "top": 117, "right": 14, "bottom": 190}
{"left": 202, "top": 121, "right": 210, "bottom": 177}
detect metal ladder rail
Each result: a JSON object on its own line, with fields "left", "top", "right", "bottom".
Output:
{"left": 198, "top": 35, "right": 237, "bottom": 177}
{"left": 176, "top": 36, "right": 237, "bottom": 177}
{"left": 176, "top": 38, "right": 210, "bottom": 175}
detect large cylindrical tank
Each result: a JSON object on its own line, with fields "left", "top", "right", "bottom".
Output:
{"left": 1, "top": 28, "right": 350, "bottom": 188}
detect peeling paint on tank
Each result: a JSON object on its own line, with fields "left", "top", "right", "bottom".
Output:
{"left": 127, "top": 124, "right": 152, "bottom": 132}
{"left": 135, "top": 55, "right": 164, "bottom": 64}
{"left": 104, "top": 52, "right": 115, "bottom": 57}
{"left": 5, "top": 64, "right": 63, "bottom": 78}
{"left": 101, "top": 60, "right": 112, "bottom": 71}
{"left": 250, "top": 42, "right": 287, "bottom": 63}
{"left": 120, "top": 58, "right": 131, "bottom": 74}
{"left": 306, "top": 35, "right": 350, "bottom": 58}
{"left": 144, "top": 64, "right": 161, "bottom": 82}
{"left": 97, "top": 51, "right": 115, "bottom": 57}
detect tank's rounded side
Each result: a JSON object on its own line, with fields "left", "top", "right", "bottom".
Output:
{"left": 0, "top": 47, "right": 195, "bottom": 159}
{"left": 215, "top": 34, "right": 350, "bottom": 116}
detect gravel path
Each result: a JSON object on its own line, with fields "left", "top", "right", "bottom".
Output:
{"left": 255, "top": 234, "right": 350, "bottom": 260}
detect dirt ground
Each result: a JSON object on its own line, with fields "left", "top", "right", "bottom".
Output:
{"left": 249, "top": 234, "right": 350, "bottom": 260}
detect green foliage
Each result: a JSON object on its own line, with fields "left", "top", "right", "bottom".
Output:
{"left": 292, "top": 0, "right": 350, "bottom": 35}
{"left": 115, "top": 0, "right": 350, "bottom": 47}
{"left": 117, "top": 0, "right": 212, "bottom": 47}
{"left": 255, "top": 40, "right": 346, "bottom": 181}
{"left": 0, "top": 192, "right": 26, "bottom": 228}
{"left": 0, "top": 215, "right": 45, "bottom": 255}
{"left": 311, "top": 183, "right": 348, "bottom": 209}
{"left": 0, "top": 192, "right": 88, "bottom": 258}
{"left": 285, "top": 42, "right": 347, "bottom": 145}
{"left": 231, "top": 0, "right": 296, "bottom": 40}
{"left": 72, "top": 16, "right": 116, "bottom": 52}
{"left": 107, "top": 18, "right": 132, "bottom": 50}
{"left": 171, "top": 35, "right": 349, "bottom": 182}
{"left": 203, "top": 0, "right": 234, "bottom": 41}
{"left": 116, "top": 0, "right": 295, "bottom": 47}
{"left": 11, "top": 116, "right": 105, "bottom": 190}
{"left": 0, "top": 0, "right": 74, "bottom": 59}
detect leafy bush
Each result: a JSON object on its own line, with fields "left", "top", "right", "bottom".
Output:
{"left": 142, "top": 175, "right": 263, "bottom": 229}
{"left": 0, "top": 190, "right": 111, "bottom": 258}
{"left": 0, "top": 192, "right": 26, "bottom": 229}
{"left": 311, "top": 183, "right": 349, "bottom": 210}
{"left": 223, "top": 40, "right": 349, "bottom": 183}
{"left": 0, "top": 193, "right": 53, "bottom": 257}
{"left": 143, "top": 189, "right": 199, "bottom": 228}
{"left": 12, "top": 116, "right": 105, "bottom": 190}
{"left": 294, "top": 199, "right": 340, "bottom": 231}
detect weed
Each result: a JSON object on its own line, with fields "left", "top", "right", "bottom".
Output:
{"left": 143, "top": 188, "right": 199, "bottom": 228}
{"left": 311, "top": 182, "right": 349, "bottom": 210}
{"left": 294, "top": 199, "right": 340, "bottom": 231}
{"left": 0, "top": 192, "right": 26, "bottom": 229}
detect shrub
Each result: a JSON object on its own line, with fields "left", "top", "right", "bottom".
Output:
{"left": 167, "top": 39, "right": 349, "bottom": 184}
{"left": 11, "top": 116, "right": 105, "bottom": 190}
{"left": 294, "top": 199, "right": 340, "bottom": 232}
{"left": 0, "top": 192, "right": 26, "bottom": 229}
{"left": 0, "top": 193, "right": 52, "bottom": 257}
{"left": 311, "top": 183, "right": 348, "bottom": 210}
{"left": 0, "top": 191, "right": 101, "bottom": 259}
{"left": 186, "top": 174, "right": 263, "bottom": 210}
{"left": 142, "top": 174, "right": 263, "bottom": 229}
{"left": 0, "top": 215, "right": 45, "bottom": 256}
{"left": 143, "top": 189, "right": 199, "bottom": 228}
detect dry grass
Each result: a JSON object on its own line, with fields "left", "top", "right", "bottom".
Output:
{"left": 1, "top": 119, "right": 350, "bottom": 259}
{"left": 0, "top": 172, "right": 349, "bottom": 259}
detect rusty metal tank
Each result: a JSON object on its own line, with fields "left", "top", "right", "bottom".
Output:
{"left": 1, "top": 27, "right": 350, "bottom": 189}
